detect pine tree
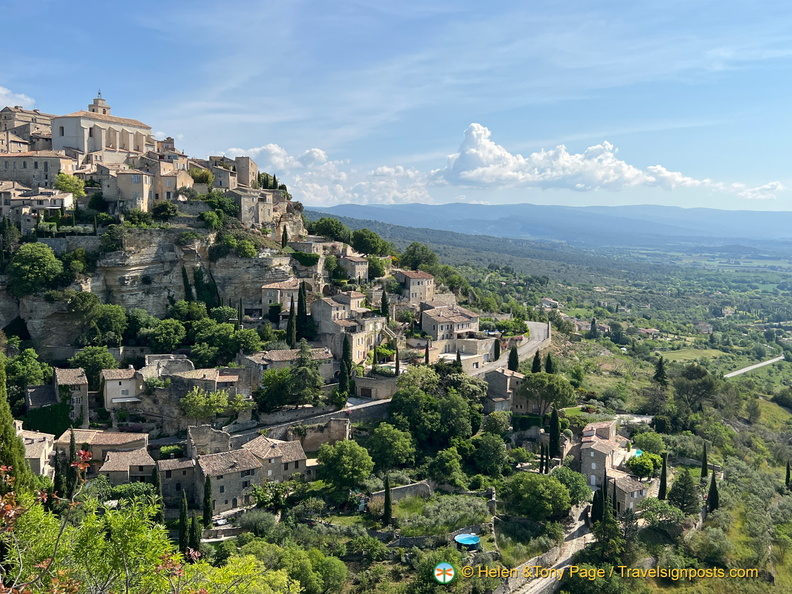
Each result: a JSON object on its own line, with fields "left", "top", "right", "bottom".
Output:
{"left": 0, "top": 358, "right": 32, "bottom": 494}
{"left": 178, "top": 490, "right": 189, "bottom": 553}
{"left": 659, "top": 454, "right": 668, "bottom": 500}
{"left": 380, "top": 291, "right": 389, "bottom": 320}
{"left": 532, "top": 350, "right": 542, "bottom": 373}
{"left": 549, "top": 407, "right": 560, "bottom": 458}
{"left": 786, "top": 461, "right": 790, "bottom": 490}
{"left": 653, "top": 356, "right": 668, "bottom": 387}
{"left": 545, "top": 353, "right": 554, "bottom": 374}
{"left": 707, "top": 473, "right": 719, "bottom": 514}
{"left": 296, "top": 282, "right": 308, "bottom": 339}
{"left": 151, "top": 466, "right": 165, "bottom": 524}
{"left": 383, "top": 474, "right": 392, "bottom": 527}
{"left": 188, "top": 515, "right": 202, "bottom": 552}
{"left": 286, "top": 296, "right": 296, "bottom": 347}
{"left": 508, "top": 346, "right": 519, "bottom": 372}
{"left": 281, "top": 226, "right": 288, "bottom": 249}
{"left": 424, "top": 343, "right": 430, "bottom": 365}
{"left": 203, "top": 476, "right": 213, "bottom": 527}
{"left": 700, "top": 444, "right": 708, "bottom": 482}
{"left": 668, "top": 468, "right": 700, "bottom": 515}
{"left": 493, "top": 340, "right": 501, "bottom": 361}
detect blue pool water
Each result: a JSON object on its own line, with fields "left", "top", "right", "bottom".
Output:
{"left": 634, "top": 449, "right": 643, "bottom": 456}
{"left": 454, "top": 534, "right": 481, "bottom": 546}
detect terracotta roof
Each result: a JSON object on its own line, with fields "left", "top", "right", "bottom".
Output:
{"left": 197, "top": 450, "right": 262, "bottom": 476}
{"left": 489, "top": 368, "right": 525, "bottom": 379}
{"left": 1, "top": 106, "right": 57, "bottom": 118}
{"left": 423, "top": 306, "right": 478, "bottom": 324}
{"left": 615, "top": 475, "right": 646, "bottom": 494}
{"left": 398, "top": 269, "right": 434, "bottom": 279}
{"left": 584, "top": 421, "right": 616, "bottom": 431}
{"left": 157, "top": 458, "right": 195, "bottom": 472}
{"left": 56, "top": 429, "right": 147, "bottom": 448}
{"left": 20, "top": 430, "right": 54, "bottom": 459}
{"left": 54, "top": 368, "right": 88, "bottom": 386}
{"left": 341, "top": 256, "right": 368, "bottom": 263}
{"left": 261, "top": 278, "right": 300, "bottom": 290}
{"left": 101, "top": 368, "right": 136, "bottom": 381}
{"left": 342, "top": 291, "right": 366, "bottom": 298}
{"left": 100, "top": 447, "right": 155, "bottom": 472}
{"left": 243, "top": 435, "right": 307, "bottom": 464}
{"left": 173, "top": 368, "right": 221, "bottom": 381}
{"left": 56, "top": 111, "right": 151, "bottom": 129}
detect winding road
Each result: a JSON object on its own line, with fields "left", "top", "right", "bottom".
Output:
{"left": 472, "top": 321, "right": 551, "bottom": 377}
{"left": 724, "top": 355, "right": 785, "bottom": 378}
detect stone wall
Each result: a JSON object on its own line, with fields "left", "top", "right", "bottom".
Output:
{"left": 286, "top": 418, "right": 350, "bottom": 452}
{"left": 187, "top": 425, "right": 232, "bottom": 457}
{"left": 355, "top": 376, "right": 398, "bottom": 400}
{"left": 39, "top": 236, "right": 103, "bottom": 255}
{"left": 258, "top": 404, "right": 338, "bottom": 427}
{"left": 370, "top": 480, "right": 432, "bottom": 504}
{"left": 489, "top": 545, "right": 562, "bottom": 594}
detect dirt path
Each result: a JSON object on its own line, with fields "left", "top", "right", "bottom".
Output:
{"left": 724, "top": 355, "right": 784, "bottom": 378}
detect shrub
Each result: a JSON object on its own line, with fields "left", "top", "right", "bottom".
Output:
{"left": 238, "top": 509, "right": 277, "bottom": 537}
{"left": 292, "top": 252, "right": 321, "bottom": 267}
{"left": 159, "top": 444, "right": 183, "bottom": 459}
{"left": 399, "top": 496, "right": 488, "bottom": 536}
{"left": 124, "top": 209, "right": 153, "bottom": 226}
{"left": 176, "top": 231, "right": 203, "bottom": 246}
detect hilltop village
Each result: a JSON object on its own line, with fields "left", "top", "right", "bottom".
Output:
{"left": 0, "top": 97, "right": 784, "bottom": 594}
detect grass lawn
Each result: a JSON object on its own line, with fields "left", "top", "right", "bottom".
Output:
{"left": 663, "top": 348, "right": 725, "bottom": 362}
{"left": 757, "top": 399, "right": 792, "bottom": 431}
{"left": 562, "top": 406, "right": 583, "bottom": 417}
{"left": 392, "top": 495, "right": 426, "bottom": 521}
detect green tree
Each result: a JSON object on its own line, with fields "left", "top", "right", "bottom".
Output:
{"left": 367, "top": 256, "right": 385, "bottom": 280}
{"left": 91, "top": 303, "right": 128, "bottom": 346}
{"left": 493, "top": 339, "right": 501, "bottom": 361}
{"left": 54, "top": 172, "right": 86, "bottom": 198}
{"left": 658, "top": 454, "right": 667, "bottom": 500}
{"left": 290, "top": 339, "right": 323, "bottom": 406}
{"left": 180, "top": 387, "right": 229, "bottom": 423}
{"left": 668, "top": 468, "right": 700, "bottom": 515}
{"left": 627, "top": 452, "right": 662, "bottom": 480}
{"left": 351, "top": 229, "right": 389, "bottom": 255}
{"left": 383, "top": 474, "right": 392, "bottom": 527}
{"left": 380, "top": 290, "right": 389, "bottom": 319}
{"left": 706, "top": 473, "right": 719, "bottom": 513}
{"left": 632, "top": 431, "right": 665, "bottom": 455}
{"left": 507, "top": 346, "right": 519, "bottom": 372}
{"left": 587, "top": 317, "right": 600, "bottom": 339}
{"left": 517, "top": 372, "right": 575, "bottom": 417}
{"left": 481, "top": 411, "right": 511, "bottom": 436}
{"left": 317, "top": 440, "right": 374, "bottom": 493}
{"left": 638, "top": 497, "right": 684, "bottom": 535}
{"left": 188, "top": 515, "right": 202, "bottom": 552}
{"left": 787, "top": 461, "right": 790, "bottom": 490}
{"left": 424, "top": 343, "right": 430, "bottom": 365}
{"left": 312, "top": 217, "right": 351, "bottom": 243}
{"left": 149, "top": 318, "right": 186, "bottom": 353}
{"left": 549, "top": 406, "right": 561, "bottom": 458}
{"left": 7, "top": 243, "right": 63, "bottom": 297}
{"left": 255, "top": 367, "right": 293, "bottom": 413}
{"left": 367, "top": 422, "right": 415, "bottom": 470}
{"left": 69, "top": 346, "right": 117, "bottom": 390}
{"left": 545, "top": 353, "right": 554, "bottom": 374}
{"left": 6, "top": 348, "right": 51, "bottom": 407}
{"left": 427, "top": 447, "right": 467, "bottom": 489}
{"left": 152, "top": 201, "right": 178, "bottom": 220}
{"left": 593, "top": 503, "right": 625, "bottom": 563}
{"left": 473, "top": 432, "right": 508, "bottom": 476}
{"left": 591, "top": 489, "right": 603, "bottom": 523}
{"left": 653, "top": 356, "right": 668, "bottom": 387}
{"left": 151, "top": 466, "right": 164, "bottom": 524}
{"left": 296, "top": 282, "right": 308, "bottom": 339}
{"left": 532, "top": 350, "right": 542, "bottom": 373}
{"left": 179, "top": 489, "right": 189, "bottom": 553}
{"left": 552, "top": 467, "right": 592, "bottom": 506}
{"left": 286, "top": 297, "right": 296, "bottom": 347}
{"left": 0, "top": 357, "right": 32, "bottom": 493}
{"left": 281, "top": 226, "right": 288, "bottom": 248}
{"left": 202, "top": 476, "right": 214, "bottom": 527}
{"left": 502, "top": 473, "right": 571, "bottom": 521}
{"left": 438, "top": 392, "right": 473, "bottom": 444}
{"left": 700, "top": 443, "right": 708, "bottom": 482}
{"left": 399, "top": 242, "right": 438, "bottom": 270}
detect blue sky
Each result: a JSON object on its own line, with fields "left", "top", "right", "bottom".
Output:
{"left": 3, "top": 0, "right": 792, "bottom": 208}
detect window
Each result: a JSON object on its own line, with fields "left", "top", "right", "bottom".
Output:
{"left": 176, "top": 482, "right": 181, "bottom": 491}
{"left": 216, "top": 475, "right": 223, "bottom": 480}
{"left": 118, "top": 381, "right": 122, "bottom": 386}
{"left": 121, "top": 389, "right": 129, "bottom": 396}
{"left": 267, "top": 469, "right": 272, "bottom": 476}
{"left": 242, "top": 480, "right": 249, "bottom": 488}
{"left": 166, "top": 470, "right": 172, "bottom": 479}
{"left": 138, "top": 466, "right": 144, "bottom": 471}
{"left": 182, "top": 470, "right": 187, "bottom": 476}
{"left": 33, "top": 161, "right": 38, "bottom": 169}
{"left": 22, "top": 161, "right": 26, "bottom": 169}
{"left": 241, "top": 469, "right": 252, "bottom": 477}
{"left": 224, "top": 500, "right": 228, "bottom": 505}
{"left": 130, "top": 175, "right": 141, "bottom": 184}
{"left": 590, "top": 451, "right": 594, "bottom": 457}
{"left": 294, "top": 461, "right": 299, "bottom": 469}
{"left": 219, "top": 486, "right": 225, "bottom": 493}
{"left": 283, "top": 463, "right": 289, "bottom": 471}
{"left": 591, "top": 462, "right": 596, "bottom": 470}
{"left": 269, "top": 458, "right": 274, "bottom": 464}
{"left": 89, "top": 128, "right": 93, "bottom": 138}
{"left": 59, "top": 126, "right": 64, "bottom": 136}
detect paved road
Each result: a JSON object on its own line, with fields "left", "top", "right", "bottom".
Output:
{"left": 472, "top": 321, "right": 551, "bottom": 377}
{"left": 724, "top": 355, "right": 784, "bottom": 378}
{"left": 512, "top": 515, "right": 593, "bottom": 594}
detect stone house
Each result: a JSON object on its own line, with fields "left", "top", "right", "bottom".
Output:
{"left": 0, "top": 105, "right": 55, "bottom": 133}
{"left": 261, "top": 278, "right": 301, "bottom": 312}
{"left": 0, "top": 150, "right": 76, "bottom": 188}
{"left": 581, "top": 439, "right": 620, "bottom": 487}
{"left": 228, "top": 187, "right": 274, "bottom": 228}
{"left": 0, "top": 130, "right": 29, "bottom": 153}
{"left": 312, "top": 291, "right": 386, "bottom": 363}
{"left": 15, "top": 422, "right": 55, "bottom": 480}
{"left": 0, "top": 183, "right": 74, "bottom": 235}
{"left": 339, "top": 255, "right": 369, "bottom": 282}
{"left": 101, "top": 367, "right": 143, "bottom": 411}
{"left": 540, "top": 298, "right": 561, "bottom": 309}
{"left": 613, "top": 474, "right": 648, "bottom": 512}
{"left": 235, "top": 347, "right": 335, "bottom": 395}
{"left": 170, "top": 368, "right": 240, "bottom": 396}
{"left": 53, "top": 368, "right": 89, "bottom": 424}
{"left": 394, "top": 269, "right": 435, "bottom": 303}
{"left": 420, "top": 304, "right": 479, "bottom": 341}
{"left": 583, "top": 420, "right": 617, "bottom": 442}
{"left": 99, "top": 447, "right": 155, "bottom": 486}
{"left": 195, "top": 450, "right": 262, "bottom": 513}
{"left": 242, "top": 435, "right": 311, "bottom": 481}
{"left": 135, "top": 154, "right": 193, "bottom": 202}
{"left": 484, "top": 368, "right": 524, "bottom": 413}
{"left": 157, "top": 458, "right": 196, "bottom": 505}
{"left": 55, "top": 429, "right": 148, "bottom": 478}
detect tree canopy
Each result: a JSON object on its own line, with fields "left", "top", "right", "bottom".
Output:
{"left": 517, "top": 372, "right": 575, "bottom": 417}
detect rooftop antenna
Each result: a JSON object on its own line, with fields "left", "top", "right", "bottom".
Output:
{"left": 97, "top": 89, "right": 102, "bottom": 98}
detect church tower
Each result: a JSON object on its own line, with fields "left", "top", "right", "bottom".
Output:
{"left": 88, "top": 92, "right": 111, "bottom": 115}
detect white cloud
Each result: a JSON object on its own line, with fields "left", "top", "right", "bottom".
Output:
{"left": 432, "top": 123, "right": 784, "bottom": 199}
{"left": 0, "top": 86, "right": 35, "bottom": 109}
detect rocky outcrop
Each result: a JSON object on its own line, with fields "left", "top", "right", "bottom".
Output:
{"left": 19, "top": 296, "right": 82, "bottom": 360}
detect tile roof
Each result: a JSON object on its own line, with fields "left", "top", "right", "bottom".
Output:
{"left": 26, "top": 385, "right": 57, "bottom": 408}
{"left": 423, "top": 306, "right": 478, "bottom": 324}
{"left": 341, "top": 256, "right": 368, "bottom": 263}
{"left": 173, "top": 368, "right": 221, "bottom": 381}
{"left": 54, "top": 368, "right": 88, "bottom": 386}
{"left": 20, "top": 430, "right": 54, "bottom": 459}
{"left": 157, "top": 458, "right": 195, "bottom": 472}
{"left": 101, "top": 368, "right": 136, "bottom": 381}
{"left": 489, "top": 367, "right": 525, "bottom": 379}
{"left": 100, "top": 447, "right": 155, "bottom": 472}
{"left": 252, "top": 348, "right": 332, "bottom": 363}
{"left": 56, "top": 429, "right": 147, "bottom": 447}
{"left": 243, "top": 435, "right": 307, "bottom": 463}
{"left": 261, "top": 278, "right": 300, "bottom": 290}
{"left": 581, "top": 439, "right": 620, "bottom": 454}
{"left": 584, "top": 421, "right": 617, "bottom": 431}
{"left": 1, "top": 106, "right": 57, "bottom": 118}
{"left": 197, "top": 450, "right": 262, "bottom": 476}
{"left": 57, "top": 111, "right": 151, "bottom": 129}
{"left": 398, "top": 269, "right": 434, "bottom": 279}
{"left": 615, "top": 475, "right": 646, "bottom": 493}
{"left": 0, "top": 150, "right": 70, "bottom": 158}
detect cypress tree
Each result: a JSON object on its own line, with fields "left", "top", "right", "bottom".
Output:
{"left": 493, "top": 339, "right": 501, "bottom": 361}
{"left": 281, "top": 226, "right": 288, "bottom": 249}
{"left": 549, "top": 407, "right": 560, "bottom": 458}
{"left": 786, "top": 461, "right": 790, "bottom": 489}
{"left": 538, "top": 444, "right": 544, "bottom": 474}
{"left": 456, "top": 349, "right": 462, "bottom": 368}
{"left": 338, "top": 361, "right": 350, "bottom": 395}
{"left": 508, "top": 346, "right": 519, "bottom": 372}
{"left": 151, "top": 466, "right": 165, "bottom": 524}
{"left": 653, "top": 356, "right": 668, "bottom": 387}
{"left": 342, "top": 334, "right": 353, "bottom": 371}
{"left": 273, "top": 175, "right": 278, "bottom": 190}
{"left": 532, "top": 351, "right": 542, "bottom": 373}
{"left": 612, "top": 480, "right": 617, "bottom": 511}
{"left": 0, "top": 358, "right": 32, "bottom": 494}
{"left": 424, "top": 343, "right": 430, "bottom": 365}
{"left": 659, "top": 454, "right": 667, "bottom": 500}
{"left": 296, "top": 282, "right": 308, "bottom": 339}
{"left": 707, "top": 473, "right": 719, "bottom": 514}
{"left": 394, "top": 346, "right": 400, "bottom": 376}
{"left": 66, "top": 428, "right": 78, "bottom": 498}
{"left": 545, "top": 353, "right": 554, "bottom": 374}
{"left": 380, "top": 291, "right": 389, "bottom": 320}
{"left": 53, "top": 449, "right": 66, "bottom": 499}
{"left": 203, "top": 476, "right": 213, "bottom": 527}
{"left": 383, "top": 474, "right": 392, "bottom": 527}
{"left": 286, "top": 297, "right": 296, "bottom": 347}
{"left": 591, "top": 489, "right": 602, "bottom": 523}
{"left": 700, "top": 444, "right": 708, "bottom": 482}
{"left": 588, "top": 318, "right": 600, "bottom": 339}
{"left": 188, "top": 515, "right": 202, "bottom": 552}
{"left": 178, "top": 490, "right": 189, "bottom": 553}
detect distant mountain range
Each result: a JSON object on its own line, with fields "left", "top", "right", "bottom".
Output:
{"left": 307, "top": 203, "right": 792, "bottom": 248}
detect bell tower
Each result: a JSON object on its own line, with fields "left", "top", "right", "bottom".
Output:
{"left": 88, "top": 91, "right": 111, "bottom": 115}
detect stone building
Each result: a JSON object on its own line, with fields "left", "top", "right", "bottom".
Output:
{"left": 242, "top": 435, "right": 311, "bottom": 481}
{"left": 157, "top": 458, "right": 196, "bottom": 505}
{"left": 339, "top": 255, "right": 369, "bottom": 282}
{"left": 55, "top": 429, "right": 148, "bottom": 478}
{"left": 195, "top": 450, "right": 262, "bottom": 513}
{"left": 394, "top": 269, "right": 435, "bottom": 303}
{"left": 15, "top": 421, "right": 55, "bottom": 480}
{"left": 0, "top": 182, "right": 74, "bottom": 235}
{"left": 53, "top": 367, "right": 89, "bottom": 425}
{"left": 613, "top": 474, "right": 649, "bottom": 512}
{"left": 312, "top": 291, "right": 387, "bottom": 363}
{"left": 99, "top": 447, "right": 155, "bottom": 486}
{"left": 420, "top": 303, "right": 479, "bottom": 341}
{"left": 0, "top": 150, "right": 75, "bottom": 188}
{"left": 235, "top": 347, "right": 334, "bottom": 395}
{"left": 101, "top": 367, "right": 143, "bottom": 411}
{"left": 484, "top": 367, "right": 524, "bottom": 413}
